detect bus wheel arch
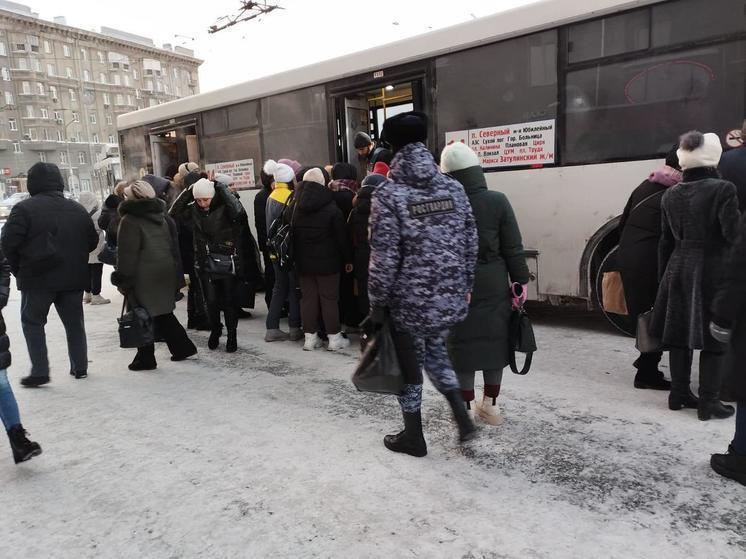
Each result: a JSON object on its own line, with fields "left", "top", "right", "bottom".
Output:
{"left": 580, "top": 217, "right": 636, "bottom": 337}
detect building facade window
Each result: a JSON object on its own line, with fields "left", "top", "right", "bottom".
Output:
{"left": 65, "top": 67, "right": 73, "bottom": 78}
{"left": 133, "top": 69, "right": 138, "bottom": 80}
{"left": 0, "top": 43, "right": 6, "bottom": 56}
{"left": 4, "top": 91, "right": 13, "bottom": 105}
{"left": 108, "top": 134, "right": 115, "bottom": 144}
{"left": 36, "top": 82, "right": 44, "bottom": 95}
{"left": 57, "top": 130, "right": 63, "bottom": 141}
{"left": 81, "top": 179, "right": 90, "bottom": 190}
{"left": 89, "top": 112, "right": 96, "bottom": 124}
{"left": 78, "top": 152, "right": 86, "bottom": 164}
{"left": 80, "top": 48, "right": 87, "bottom": 60}
{"left": 8, "top": 118, "right": 16, "bottom": 130}
{"left": 25, "top": 105, "right": 33, "bottom": 118}
{"left": 113, "top": 74, "right": 121, "bottom": 86}
{"left": 97, "top": 51, "right": 104, "bottom": 64}
{"left": 42, "top": 128, "right": 49, "bottom": 140}
{"left": 126, "top": 94, "right": 132, "bottom": 106}
{"left": 83, "top": 69, "right": 90, "bottom": 82}
{"left": 1, "top": 67, "right": 9, "bottom": 80}
{"left": 72, "top": 111, "right": 79, "bottom": 122}
{"left": 123, "top": 75, "right": 130, "bottom": 87}
{"left": 106, "top": 114, "right": 112, "bottom": 125}
{"left": 21, "top": 81, "right": 30, "bottom": 94}
{"left": 115, "top": 93, "right": 124, "bottom": 105}
{"left": 49, "top": 86, "right": 57, "bottom": 100}
{"left": 103, "top": 93, "right": 110, "bottom": 105}
{"left": 28, "top": 35, "right": 39, "bottom": 52}
{"left": 99, "top": 72, "right": 106, "bottom": 84}
{"left": 12, "top": 141, "right": 21, "bottom": 153}
{"left": 69, "top": 89, "right": 76, "bottom": 102}
{"left": 46, "top": 63, "right": 55, "bottom": 76}
{"left": 31, "top": 58, "right": 41, "bottom": 72}
{"left": 63, "top": 44, "right": 71, "bottom": 57}
{"left": 38, "top": 152, "right": 46, "bottom": 162}
{"left": 17, "top": 58, "right": 27, "bottom": 70}
{"left": 92, "top": 133, "right": 98, "bottom": 143}
{"left": 43, "top": 40, "right": 51, "bottom": 54}
{"left": 53, "top": 110, "right": 60, "bottom": 121}
{"left": 60, "top": 151, "right": 67, "bottom": 164}
{"left": 40, "top": 107, "right": 48, "bottom": 119}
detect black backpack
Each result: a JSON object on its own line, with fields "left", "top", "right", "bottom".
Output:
{"left": 267, "top": 194, "right": 296, "bottom": 272}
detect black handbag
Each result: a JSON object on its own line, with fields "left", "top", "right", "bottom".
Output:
{"left": 204, "top": 245, "right": 236, "bottom": 276}
{"left": 352, "top": 319, "right": 405, "bottom": 395}
{"left": 635, "top": 309, "right": 663, "bottom": 353}
{"left": 118, "top": 297, "right": 154, "bottom": 349}
{"left": 508, "top": 305, "right": 537, "bottom": 375}
{"left": 97, "top": 241, "right": 117, "bottom": 266}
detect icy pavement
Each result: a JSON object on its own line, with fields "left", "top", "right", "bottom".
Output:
{"left": 0, "top": 282, "right": 743, "bottom": 559}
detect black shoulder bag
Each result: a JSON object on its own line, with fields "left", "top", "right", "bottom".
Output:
{"left": 268, "top": 193, "right": 298, "bottom": 272}
{"left": 352, "top": 317, "right": 405, "bottom": 395}
{"left": 118, "top": 296, "right": 154, "bottom": 349}
{"left": 204, "top": 244, "right": 237, "bottom": 276}
{"left": 508, "top": 304, "right": 537, "bottom": 375}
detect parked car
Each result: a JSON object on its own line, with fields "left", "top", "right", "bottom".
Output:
{"left": 0, "top": 192, "right": 29, "bottom": 220}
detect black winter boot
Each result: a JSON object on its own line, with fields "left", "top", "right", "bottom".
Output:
{"left": 710, "top": 449, "right": 746, "bottom": 485}
{"left": 445, "top": 390, "right": 478, "bottom": 442}
{"left": 128, "top": 347, "right": 157, "bottom": 371}
{"left": 668, "top": 389, "right": 698, "bottom": 410}
{"left": 384, "top": 411, "right": 427, "bottom": 457}
{"left": 208, "top": 329, "right": 221, "bottom": 350}
{"left": 20, "top": 375, "right": 50, "bottom": 387}
{"left": 634, "top": 370, "right": 671, "bottom": 390}
{"left": 7, "top": 425, "right": 42, "bottom": 464}
{"left": 698, "top": 400, "right": 735, "bottom": 421}
{"left": 226, "top": 330, "right": 238, "bottom": 353}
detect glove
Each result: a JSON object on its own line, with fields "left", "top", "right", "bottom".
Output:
{"left": 709, "top": 320, "right": 732, "bottom": 344}
{"left": 511, "top": 283, "right": 529, "bottom": 309}
{"left": 359, "top": 306, "right": 387, "bottom": 352}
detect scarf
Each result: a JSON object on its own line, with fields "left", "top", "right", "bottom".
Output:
{"left": 329, "top": 178, "right": 359, "bottom": 194}
{"left": 649, "top": 165, "right": 683, "bottom": 188}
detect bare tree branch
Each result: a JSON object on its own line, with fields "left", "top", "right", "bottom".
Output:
{"left": 209, "top": 1, "right": 283, "bottom": 34}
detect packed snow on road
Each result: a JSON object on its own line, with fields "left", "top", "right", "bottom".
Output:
{"left": 0, "top": 285, "right": 743, "bottom": 558}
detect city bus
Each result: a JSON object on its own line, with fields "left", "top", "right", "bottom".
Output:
{"left": 117, "top": 0, "right": 746, "bottom": 333}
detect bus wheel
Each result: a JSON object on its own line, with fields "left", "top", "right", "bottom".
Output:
{"left": 594, "top": 246, "right": 636, "bottom": 337}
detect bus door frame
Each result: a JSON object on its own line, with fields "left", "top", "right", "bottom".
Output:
{"left": 326, "top": 59, "right": 434, "bottom": 165}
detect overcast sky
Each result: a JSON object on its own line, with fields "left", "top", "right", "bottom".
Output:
{"left": 23, "top": 0, "right": 539, "bottom": 92}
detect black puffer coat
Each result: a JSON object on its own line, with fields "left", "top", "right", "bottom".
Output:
{"left": 291, "top": 181, "right": 351, "bottom": 276}
{"left": 446, "top": 165, "right": 529, "bottom": 372}
{"left": 718, "top": 146, "right": 746, "bottom": 211}
{"left": 651, "top": 169, "right": 741, "bottom": 351}
{"left": 0, "top": 246, "right": 12, "bottom": 370}
{"left": 712, "top": 214, "right": 746, "bottom": 401}
{"left": 0, "top": 163, "right": 98, "bottom": 291}
{"left": 617, "top": 179, "right": 668, "bottom": 317}
{"left": 170, "top": 182, "right": 260, "bottom": 281}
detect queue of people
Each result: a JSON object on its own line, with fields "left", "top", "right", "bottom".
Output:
{"left": 0, "top": 115, "right": 744, "bottom": 491}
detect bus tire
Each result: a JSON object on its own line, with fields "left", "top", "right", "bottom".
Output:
{"left": 593, "top": 245, "right": 636, "bottom": 337}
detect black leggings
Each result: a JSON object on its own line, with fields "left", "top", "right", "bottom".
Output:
{"left": 87, "top": 263, "right": 103, "bottom": 295}
{"left": 200, "top": 274, "right": 239, "bottom": 332}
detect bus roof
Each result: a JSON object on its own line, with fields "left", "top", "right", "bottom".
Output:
{"left": 118, "top": 0, "right": 660, "bottom": 131}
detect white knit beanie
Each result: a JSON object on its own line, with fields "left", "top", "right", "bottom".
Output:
{"left": 192, "top": 178, "right": 216, "bottom": 199}
{"left": 303, "top": 168, "right": 326, "bottom": 186}
{"left": 677, "top": 131, "right": 723, "bottom": 170}
{"left": 178, "top": 162, "right": 199, "bottom": 178}
{"left": 214, "top": 173, "right": 233, "bottom": 187}
{"left": 263, "top": 159, "right": 295, "bottom": 184}
{"left": 440, "top": 142, "right": 480, "bottom": 173}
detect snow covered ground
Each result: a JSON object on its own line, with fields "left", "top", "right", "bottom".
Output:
{"left": 0, "top": 281, "right": 743, "bottom": 559}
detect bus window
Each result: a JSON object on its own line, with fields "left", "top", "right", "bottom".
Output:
{"left": 652, "top": 0, "right": 746, "bottom": 48}
{"left": 567, "top": 8, "right": 649, "bottom": 64}
{"left": 564, "top": 41, "right": 746, "bottom": 164}
{"left": 261, "top": 85, "right": 329, "bottom": 166}
{"left": 435, "top": 30, "right": 558, "bottom": 154}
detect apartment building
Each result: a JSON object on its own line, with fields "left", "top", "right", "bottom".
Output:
{"left": 0, "top": 1, "right": 202, "bottom": 196}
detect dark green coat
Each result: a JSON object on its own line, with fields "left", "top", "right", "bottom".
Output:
{"left": 114, "top": 198, "right": 179, "bottom": 317}
{"left": 447, "top": 166, "right": 529, "bottom": 372}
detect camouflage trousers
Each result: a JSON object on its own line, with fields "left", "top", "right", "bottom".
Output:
{"left": 397, "top": 334, "right": 460, "bottom": 413}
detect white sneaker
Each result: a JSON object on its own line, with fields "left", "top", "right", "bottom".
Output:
{"left": 90, "top": 294, "right": 111, "bottom": 305}
{"left": 476, "top": 395, "right": 504, "bottom": 426}
{"left": 327, "top": 332, "right": 350, "bottom": 351}
{"left": 303, "top": 333, "right": 323, "bottom": 351}
{"left": 83, "top": 292, "right": 92, "bottom": 304}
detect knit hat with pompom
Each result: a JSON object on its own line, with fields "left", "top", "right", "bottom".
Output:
{"left": 263, "top": 159, "right": 295, "bottom": 184}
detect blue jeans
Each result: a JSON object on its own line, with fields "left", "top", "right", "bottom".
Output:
{"left": 734, "top": 402, "right": 746, "bottom": 455}
{"left": 265, "top": 263, "right": 300, "bottom": 330}
{"left": 0, "top": 369, "right": 21, "bottom": 430}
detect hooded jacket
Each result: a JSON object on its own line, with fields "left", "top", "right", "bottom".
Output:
{"left": 368, "top": 142, "right": 478, "bottom": 334}
{"left": 0, "top": 163, "right": 98, "bottom": 291}
{"left": 113, "top": 198, "right": 181, "bottom": 317}
{"left": 0, "top": 245, "right": 12, "bottom": 370}
{"left": 291, "top": 181, "right": 351, "bottom": 276}
{"left": 98, "top": 194, "right": 123, "bottom": 245}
